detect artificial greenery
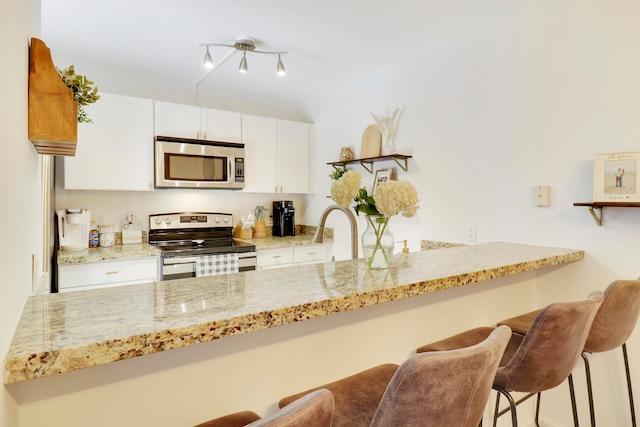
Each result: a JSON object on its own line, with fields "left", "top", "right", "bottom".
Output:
{"left": 56, "top": 65, "right": 100, "bottom": 123}
{"left": 329, "top": 168, "right": 345, "bottom": 181}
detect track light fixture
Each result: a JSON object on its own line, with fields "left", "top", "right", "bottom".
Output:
{"left": 199, "top": 37, "right": 287, "bottom": 76}
{"left": 203, "top": 46, "right": 213, "bottom": 69}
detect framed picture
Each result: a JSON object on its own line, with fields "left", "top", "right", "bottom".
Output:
{"left": 594, "top": 151, "right": 640, "bottom": 203}
{"left": 372, "top": 168, "right": 393, "bottom": 195}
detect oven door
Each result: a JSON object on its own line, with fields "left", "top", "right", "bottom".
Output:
{"left": 161, "top": 251, "right": 257, "bottom": 280}
{"left": 155, "top": 137, "right": 245, "bottom": 189}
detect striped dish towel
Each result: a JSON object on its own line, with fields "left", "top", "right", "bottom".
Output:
{"left": 195, "top": 253, "right": 239, "bottom": 277}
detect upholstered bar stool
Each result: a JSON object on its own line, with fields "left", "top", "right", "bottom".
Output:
{"left": 193, "top": 389, "right": 334, "bottom": 427}
{"left": 416, "top": 291, "right": 604, "bottom": 427}
{"left": 498, "top": 279, "right": 640, "bottom": 427}
{"left": 279, "top": 325, "right": 511, "bottom": 427}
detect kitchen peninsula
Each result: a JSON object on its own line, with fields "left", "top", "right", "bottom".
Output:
{"left": 5, "top": 242, "right": 583, "bottom": 384}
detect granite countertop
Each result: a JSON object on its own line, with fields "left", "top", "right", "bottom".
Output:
{"left": 57, "top": 243, "right": 161, "bottom": 265}
{"left": 242, "top": 225, "right": 333, "bottom": 250}
{"left": 58, "top": 226, "right": 331, "bottom": 265}
{"left": 4, "top": 242, "right": 584, "bottom": 384}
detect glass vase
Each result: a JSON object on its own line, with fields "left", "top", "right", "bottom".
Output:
{"left": 361, "top": 215, "right": 394, "bottom": 269}
{"left": 381, "top": 137, "right": 396, "bottom": 155}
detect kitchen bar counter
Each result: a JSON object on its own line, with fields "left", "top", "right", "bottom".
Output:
{"left": 4, "top": 242, "right": 583, "bottom": 384}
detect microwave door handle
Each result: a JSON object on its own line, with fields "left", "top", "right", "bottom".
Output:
{"left": 229, "top": 158, "right": 234, "bottom": 183}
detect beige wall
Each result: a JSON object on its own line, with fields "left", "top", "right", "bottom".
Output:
{"left": 0, "top": 1, "right": 42, "bottom": 427}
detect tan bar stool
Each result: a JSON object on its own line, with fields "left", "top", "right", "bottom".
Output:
{"left": 193, "top": 389, "right": 334, "bottom": 427}
{"left": 498, "top": 279, "right": 640, "bottom": 427}
{"left": 417, "top": 291, "right": 604, "bottom": 427}
{"left": 279, "top": 325, "right": 511, "bottom": 427}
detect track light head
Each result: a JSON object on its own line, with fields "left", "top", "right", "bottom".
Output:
{"left": 239, "top": 51, "right": 248, "bottom": 73}
{"left": 204, "top": 47, "right": 213, "bottom": 69}
{"left": 277, "top": 54, "right": 286, "bottom": 76}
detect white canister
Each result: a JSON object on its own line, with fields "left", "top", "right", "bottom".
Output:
{"left": 99, "top": 224, "right": 115, "bottom": 247}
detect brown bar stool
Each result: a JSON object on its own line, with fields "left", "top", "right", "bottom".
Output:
{"left": 279, "top": 325, "right": 511, "bottom": 427}
{"left": 417, "top": 291, "right": 604, "bottom": 427}
{"left": 193, "top": 389, "right": 334, "bottom": 427}
{"left": 498, "top": 279, "right": 640, "bottom": 427}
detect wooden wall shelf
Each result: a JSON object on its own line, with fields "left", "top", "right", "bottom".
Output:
{"left": 573, "top": 202, "right": 640, "bottom": 226}
{"left": 28, "top": 38, "right": 78, "bottom": 156}
{"left": 328, "top": 154, "right": 412, "bottom": 173}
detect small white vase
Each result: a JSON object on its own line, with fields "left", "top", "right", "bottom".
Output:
{"left": 381, "top": 137, "right": 396, "bottom": 155}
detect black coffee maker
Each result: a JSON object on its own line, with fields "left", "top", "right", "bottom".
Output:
{"left": 273, "top": 201, "right": 295, "bottom": 237}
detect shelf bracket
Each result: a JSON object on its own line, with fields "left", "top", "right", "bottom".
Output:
{"left": 358, "top": 161, "right": 374, "bottom": 174}
{"left": 588, "top": 206, "right": 603, "bottom": 226}
{"left": 392, "top": 156, "right": 410, "bottom": 172}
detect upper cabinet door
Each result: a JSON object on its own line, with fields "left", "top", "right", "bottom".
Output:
{"left": 242, "top": 114, "right": 278, "bottom": 193}
{"left": 278, "top": 120, "right": 314, "bottom": 194}
{"left": 154, "top": 101, "right": 200, "bottom": 138}
{"left": 64, "top": 93, "right": 154, "bottom": 191}
{"left": 201, "top": 108, "right": 242, "bottom": 143}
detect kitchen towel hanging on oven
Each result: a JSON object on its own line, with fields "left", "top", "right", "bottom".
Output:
{"left": 195, "top": 253, "right": 239, "bottom": 277}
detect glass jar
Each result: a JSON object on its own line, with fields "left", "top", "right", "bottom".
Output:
{"left": 99, "top": 224, "right": 115, "bottom": 247}
{"left": 361, "top": 215, "right": 394, "bottom": 269}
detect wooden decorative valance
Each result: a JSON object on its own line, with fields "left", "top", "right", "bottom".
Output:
{"left": 28, "top": 38, "right": 78, "bottom": 156}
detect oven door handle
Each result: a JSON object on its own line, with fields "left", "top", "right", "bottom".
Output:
{"left": 163, "top": 252, "right": 257, "bottom": 265}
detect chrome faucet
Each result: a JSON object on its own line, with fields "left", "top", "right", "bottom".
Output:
{"left": 313, "top": 205, "right": 358, "bottom": 259}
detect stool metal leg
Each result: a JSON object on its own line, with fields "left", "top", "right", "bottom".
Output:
{"left": 493, "top": 386, "right": 519, "bottom": 427}
{"left": 568, "top": 373, "right": 580, "bottom": 427}
{"left": 534, "top": 392, "right": 541, "bottom": 427}
{"left": 581, "top": 352, "right": 596, "bottom": 427}
{"left": 622, "top": 343, "right": 637, "bottom": 427}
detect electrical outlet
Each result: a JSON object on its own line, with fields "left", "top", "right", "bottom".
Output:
{"left": 466, "top": 224, "right": 477, "bottom": 242}
{"left": 533, "top": 185, "right": 550, "bottom": 207}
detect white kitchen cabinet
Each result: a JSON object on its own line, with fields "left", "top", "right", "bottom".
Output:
{"left": 242, "top": 115, "right": 278, "bottom": 193}
{"left": 293, "top": 245, "right": 328, "bottom": 265}
{"left": 243, "top": 115, "right": 314, "bottom": 194}
{"left": 58, "top": 257, "right": 159, "bottom": 292}
{"left": 154, "top": 101, "right": 242, "bottom": 142}
{"left": 256, "top": 244, "right": 328, "bottom": 270}
{"left": 257, "top": 247, "right": 295, "bottom": 270}
{"left": 63, "top": 93, "right": 155, "bottom": 191}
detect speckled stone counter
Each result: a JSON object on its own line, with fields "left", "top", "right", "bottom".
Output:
{"left": 4, "top": 242, "right": 583, "bottom": 384}
{"left": 57, "top": 243, "right": 161, "bottom": 265}
{"left": 241, "top": 225, "right": 333, "bottom": 250}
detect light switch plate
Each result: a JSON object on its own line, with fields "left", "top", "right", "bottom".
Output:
{"left": 533, "top": 185, "right": 550, "bottom": 206}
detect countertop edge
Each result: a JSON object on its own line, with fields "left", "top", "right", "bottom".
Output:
{"left": 4, "top": 244, "right": 584, "bottom": 384}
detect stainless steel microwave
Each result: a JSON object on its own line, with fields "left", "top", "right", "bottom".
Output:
{"left": 155, "top": 136, "right": 245, "bottom": 189}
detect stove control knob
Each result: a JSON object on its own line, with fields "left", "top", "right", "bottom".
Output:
{"left": 215, "top": 217, "right": 221, "bottom": 223}
{"left": 165, "top": 218, "right": 173, "bottom": 225}
{"left": 223, "top": 217, "right": 230, "bottom": 223}
{"left": 154, "top": 218, "right": 162, "bottom": 225}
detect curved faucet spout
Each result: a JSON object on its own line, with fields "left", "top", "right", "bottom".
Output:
{"left": 313, "top": 205, "right": 358, "bottom": 259}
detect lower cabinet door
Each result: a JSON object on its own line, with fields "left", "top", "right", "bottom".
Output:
{"left": 58, "top": 257, "right": 159, "bottom": 292}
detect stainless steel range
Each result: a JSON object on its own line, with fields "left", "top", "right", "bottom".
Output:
{"left": 149, "top": 212, "right": 256, "bottom": 280}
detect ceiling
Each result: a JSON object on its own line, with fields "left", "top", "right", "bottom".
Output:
{"left": 41, "top": 0, "right": 529, "bottom": 103}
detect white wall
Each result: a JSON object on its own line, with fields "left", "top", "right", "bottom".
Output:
{"left": 0, "top": 1, "right": 41, "bottom": 427}
{"left": 305, "top": 0, "right": 640, "bottom": 424}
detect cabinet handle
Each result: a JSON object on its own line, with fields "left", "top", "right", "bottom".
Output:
{"left": 273, "top": 255, "right": 281, "bottom": 259}
{"left": 308, "top": 252, "right": 317, "bottom": 255}
{"left": 197, "top": 131, "right": 200, "bottom": 139}
{"left": 105, "top": 271, "right": 119, "bottom": 275}
{"left": 204, "top": 131, "right": 207, "bottom": 139}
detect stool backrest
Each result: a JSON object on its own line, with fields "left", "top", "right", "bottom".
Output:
{"left": 584, "top": 280, "right": 640, "bottom": 353}
{"left": 495, "top": 291, "right": 603, "bottom": 393}
{"left": 249, "top": 389, "right": 333, "bottom": 427}
{"left": 370, "top": 325, "right": 511, "bottom": 427}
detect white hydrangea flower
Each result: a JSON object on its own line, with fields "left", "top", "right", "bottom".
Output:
{"left": 331, "top": 170, "right": 362, "bottom": 208}
{"left": 374, "top": 180, "right": 419, "bottom": 218}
